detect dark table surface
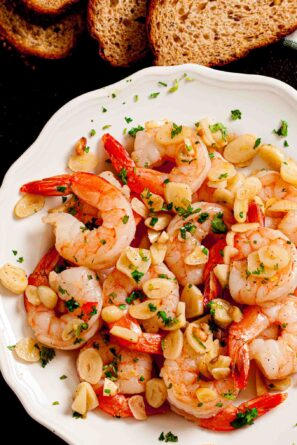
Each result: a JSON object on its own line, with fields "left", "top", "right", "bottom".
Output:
{"left": 0, "top": 39, "right": 296, "bottom": 444}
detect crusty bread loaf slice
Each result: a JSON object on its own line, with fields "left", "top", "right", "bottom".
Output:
{"left": 22, "top": 0, "right": 81, "bottom": 15}
{"left": 88, "top": 0, "right": 149, "bottom": 66}
{"left": 0, "top": 0, "right": 85, "bottom": 59}
{"left": 147, "top": 0, "right": 297, "bottom": 66}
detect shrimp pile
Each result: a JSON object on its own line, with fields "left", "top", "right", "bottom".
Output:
{"left": 6, "top": 118, "right": 297, "bottom": 432}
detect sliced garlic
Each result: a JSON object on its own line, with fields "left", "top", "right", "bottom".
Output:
{"left": 129, "top": 299, "right": 162, "bottom": 320}
{"left": 233, "top": 197, "right": 248, "bottom": 223}
{"left": 145, "top": 214, "right": 171, "bottom": 232}
{"left": 25, "top": 285, "right": 40, "bottom": 305}
{"left": 14, "top": 194, "right": 45, "bottom": 218}
{"left": 150, "top": 242, "right": 167, "bottom": 265}
{"left": 162, "top": 329, "right": 183, "bottom": 360}
{"left": 0, "top": 263, "right": 28, "bottom": 294}
{"left": 213, "top": 188, "right": 234, "bottom": 208}
{"left": 143, "top": 278, "right": 174, "bottom": 300}
{"left": 141, "top": 189, "right": 164, "bottom": 212}
{"left": 103, "top": 378, "right": 119, "bottom": 397}
{"left": 77, "top": 348, "right": 103, "bottom": 384}
{"left": 14, "top": 337, "right": 40, "bottom": 362}
{"left": 145, "top": 378, "right": 167, "bottom": 408}
{"left": 280, "top": 158, "right": 297, "bottom": 187}
{"left": 213, "top": 264, "right": 230, "bottom": 288}
{"left": 207, "top": 160, "right": 236, "bottom": 183}
{"left": 258, "top": 245, "right": 290, "bottom": 270}
{"left": 155, "top": 123, "right": 192, "bottom": 146}
{"left": 131, "top": 197, "right": 149, "bottom": 218}
{"left": 259, "top": 144, "right": 285, "bottom": 171}
{"left": 72, "top": 382, "right": 99, "bottom": 416}
{"left": 68, "top": 152, "right": 98, "bottom": 173}
{"left": 184, "top": 245, "right": 209, "bottom": 266}
{"left": 101, "top": 305, "right": 125, "bottom": 323}
{"left": 267, "top": 199, "right": 297, "bottom": 213}
{"left": 110, "top": 326, "right": 139, "bottom": 343}
{"left": 164, "top": 182, "right": 192, "bottom": 210}
{"left": 62, "top": 318, "right": 85, "bottom": 342}
{"left": 196, "top": 388, "right": 217, "bottom": 403}
{"left": 224, "top": 134, "right": 258, "bottom": 164}
{"left": 128, "top": 395, "right": 147, "bottom": 420}
{"left": 223, "top": 246, "right": 238, "bottom": 265}
{"left": 37, "top": 285, "right": 58, "bottom": 309}
{"left": 147, "top": 229, "right": 160, "bottom": 244}
{"left": 231, "top": 222, "right": 260, "bottom": 233}
{"left": 181, "top": 283, "right": 204, "bottom": 318}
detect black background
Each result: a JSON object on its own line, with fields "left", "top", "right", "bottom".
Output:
{"left": 0, "top": 39, "right": 296, "bottom": 444}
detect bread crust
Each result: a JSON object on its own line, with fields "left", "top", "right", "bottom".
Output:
{"left": 0, "top": 1, "right": 85, "bottom": 59}
{"left": 147, "top": 0, "right": 297, "bottom": 67}
{"left": 22, "top": 0, "right": 81, "bottom": 16}
{"left": 88, "top": 0, "right": 150, "bottom": 67}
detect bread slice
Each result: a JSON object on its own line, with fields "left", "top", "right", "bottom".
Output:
{"left": 22, "top": 0, "right": 81, "bottom": 16}
{"left": 0, "top": 0, "right": 85, "bottom": 59}
{"left": 147, "top": 0, "right": 297, "bottom": 66}
{"left": 88, "top": 0, "right": 149, "bottom": 66}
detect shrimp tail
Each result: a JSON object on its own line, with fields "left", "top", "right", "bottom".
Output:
{"left": 229, "top": 307, "right": 270, "bottom": 390}
{"left": 20, "top": 174, "right": 72, "bottom": 196}
{"left": 28, "top": 247, "right": 61, "bottom": 287}
{"left": 198, "top": 392, "right": 287, "bottom": 431}
{"left": 102, "top": 133, "right": 166, "bottom": 196}
{"left": 96, "top": 390, "right": 133, "bottom": 418}
{"left": 247, "top": 202, "right": 265, "bottom": 226}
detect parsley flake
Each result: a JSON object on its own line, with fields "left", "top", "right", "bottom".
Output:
{"left": 231, "top": 109, "right": 242, "bottom": 120}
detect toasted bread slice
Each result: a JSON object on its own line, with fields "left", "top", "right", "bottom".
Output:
{"left": 88, "top": 0, "right": 149, "bottom": 66}
{"left": 147, "top": 0, "right": 297, "bottom": 66}
{"left": 0, "top": 0, "right": 84, "bottom": 59}
{"left": 22, "top": 0, "right": 81, "bottom": 15}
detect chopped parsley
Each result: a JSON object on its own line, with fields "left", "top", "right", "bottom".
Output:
{"left": 171, "top": 123, "right": 182, "bottom": 139}
{"left": 128, "top": 125, "right": 144, "bottom": 137}
{"left": 126, "top": 290, "right": 145, "bottom": 304}
{"left": 230, "top": 408, "right": 258, "bottom": 429}
{"left": 17, "top": 257, "right": 24, "bottom": 263}
{"left": 38, "top": 345, "right": 55, "bottom": 368}
{"left": 104, "top": 389, "right": 111, "bottom": 394}
{"left": 158, "top": 81, "right": 167, "bottom": 87}
{"left": 216, "top": 402, "right": 223, "bottom": 407}
{"left": 131, "top": 269, "right": 144, "bottom": 283}
{"left": 134, "top": 95, "right": 139, "bottom": 102}
{"left": 139, "top": 375, "right": 145, "bottom": 382}
{"left": 102, "top": 107, "right": 107, "bottom": 113}
{"left": 157, "top": 311, "right": 178, "bottom": 327}
{"left": 175, "top": 204, "right": 201, "bottom": 219}
{"left": 102, "top": 124, "right": 111, "bottom": 130}
{"left": 149, "top": 92, "right": 160, "bottom": 99}
{"left": 211, "top": 212, "right": 227, "bottom": 234}
{"left": 56, "top": 186, "right": 66, "bottom": 193}
{"left": 219, "top": 173, "right": 228, "bottom": 179}
{"left": 100, "top": 239, "right": 107, "bottom": 245}
{"left": 12, "top": 250, "right": 17, "bottom": 256}
{"left": 209, "top": 122, "right": 227, "bottom": 141}
{"left": 150, "top": 217, "right": 159, "bottom": 227}
{"left": 84, "top": 146, "right": 90, "bottom": 153}
{"left": 230, "top": 109, "right": 242, "bottom": 120}
{"left": 125, "top": 117, "right": 133, "bottom": 124}
{"left": 197, "top": 212, "right": 209, "bottom": 223}
{"left": 284, "top": 140, "right": 289, "bottom": 147}
{"left": 60, "top": 375, "right": 67, "bottom": 380}
{"left": 119, "top": 304, "right": 126, "bottom": 310}
{"left": 52, "top": 401, "right": 60, "bottom": 405}
{"left": 209, "top": 152, "right": 215, "bottom": 159}
{"left": 254, "top": 138, "right": 261, "bottom": 149}
{"left": 207, "top": 300, "right": 216, "bottom": 316}
{"left": 164, "top": 178, "right": 170, "bottom": 184}
{"left": 65, "top": 298, "right": 80, "bottom": 312}
{"left": 7, "top": 345, "right": 16, "bottom": 351}
{"left": 202, "top": 246, "right": 208, "bottom": 256}
{"left": 273, "top": 120, "right": 288, "bottom": 137}
{"left": 90, "top": 129, "right": 96, "bottom": 136}
{"left": 148, "top": 303, "right": 157, "bottom": 312}
{"left": 159, "top": 432, "right": 178, "bottom": 442}
{"left": 118, "top": 168, "right": 128, "bottom": 184}
{"left": 180, "top": 222, "right": 196, "bottom": 239}
{"left": 223, "top": 390, "right": 236, "bottom": 400}
{"left": 72, "top": 411, "right": 83, "bottom": 419}
{"left": 122, "top": 215, "right": 129, "bottom": 224}
{"left": 168, "top": 79, "right": 179, "bottom": 93}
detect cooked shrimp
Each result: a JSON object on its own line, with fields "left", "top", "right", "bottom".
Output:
{"left": 21, "top": 172, "right": 136, "bottom": 270}
{"left": 165, "top": 202, "right": 232, "bottom": 286}
{"left": 103, "top": 262, "right": 179, "bottom": 329}
{"left": 25, "top": 248, "right": 102, "bottom": 350}
{"left": 78, "top": 332, "right": 154, "bottom": 418}
{"left": 229, "top": 296, "right": 297, "bottom": 389}
{"left": 229, "top": 227, "right": 297, "bottom": 305}
{"left": 256, "top": 170, "right": 297, "bottom": 241}
{"left": 102, "top": 130, "right": 210, "bottom": 196}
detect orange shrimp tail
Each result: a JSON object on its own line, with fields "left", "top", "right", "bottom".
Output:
{"left": 247, "top": 202, "right": 265, "bottom": 226}
{"left": 108, "top": 314, "right": 163, "bottom": 354}
{"left": 198, "top": 393, "right": 287, "bottom": 431}
{"left": 203, "top": 271, "right": 222, "bottom": 307}
{"left": 102, "top": 133, "right": 166, "bottom": 196}
{"left": 28, "top": 247, "right": 61, "bottom": 287}
{"left": 96, "top": 390, "right": 132, "bottom": 418}
{"left": 20, "top": 174, "right": 72, "bottom": 196}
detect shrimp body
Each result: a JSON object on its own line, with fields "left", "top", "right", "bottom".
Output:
{"left": 103, "top": 263, "right": 179, "bottom": 329}
{"left": 161, "top": 334, "right": 239, "bottom": 419}
{"left": 22, "top": 172, "right": 136, "bottom": 270}
{"left": 79, "top": 333, "right": 153, "bottom": 417}
{"left": 166, "top": 202, "right": 232, "bottom": 286}
{"left": 229, "top": 296, "right": 297, "bottom": 388}
{"left": 229, "top": 227, "right": 297, "bottom": 305}
{"left": 102, "top": 132, "right": 210, "bottom": 196}
{"left": 25, "top": 249, "right": 102, "bottom": 350}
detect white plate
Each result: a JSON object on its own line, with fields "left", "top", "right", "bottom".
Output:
{"left": 0, "top": 64, "right": 297, "bottom": 445}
